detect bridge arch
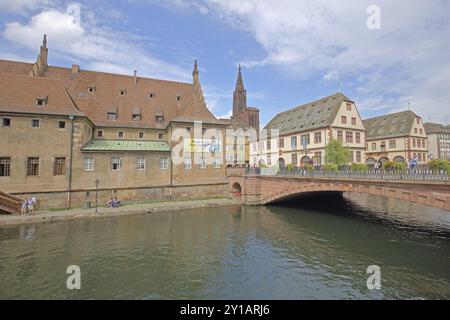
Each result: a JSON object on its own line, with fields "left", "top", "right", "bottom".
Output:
{"left": 231, "top": 182, "right": 242, "bottom": 197}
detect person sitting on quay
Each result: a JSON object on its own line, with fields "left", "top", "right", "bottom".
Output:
{"left": 112, "top": 197, "right": 121, "bottom": 208}
{"left": 106, "top": 197, "right": 114, "bottom": 208}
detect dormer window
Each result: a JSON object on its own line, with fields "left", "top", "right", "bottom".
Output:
{"left": 119, "top": 89, "right": 126, "bottom": 96}
{"left": 132, "top": 107, "right": 142, "bottom": 121}
{"left": 149, "top": 92, "right": 156, "bottom": 98}
{"left": 107, "top": 112, "right": 117, "bottom": 120}
{"left": 36, "top": 97, "right": 48, "bottom": 106}
{"left": 88, "top": 85, "right": 96, "bottom": 93}
{"left": 155, "top": 111, "right": 164, "bottom": 123}
{"left": 176, "top": 95, "right": 182, "bottom": 101}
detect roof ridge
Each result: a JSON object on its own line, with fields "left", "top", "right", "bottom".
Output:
{"left": 363, "top": 110, "right": 418, "bottom": 122}
{"left": 0, "top": 72, "right": 62, "bottom": 82}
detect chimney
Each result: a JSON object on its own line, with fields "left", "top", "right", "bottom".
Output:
{"left": 71, "top": 64, "right": 80, "bottom": 74}
{"left": 134, "top": 70, "right": 137, "bottom": 87}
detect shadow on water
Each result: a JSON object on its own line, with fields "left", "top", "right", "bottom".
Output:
{"left": 267, "top": 191, "right": 450, "bottom": 239}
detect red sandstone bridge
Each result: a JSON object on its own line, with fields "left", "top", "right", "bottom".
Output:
{"left": 227, "top": 168, "right": 450, "bottom": 211}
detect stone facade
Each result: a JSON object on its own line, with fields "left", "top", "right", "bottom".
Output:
{"left": 0, "top": 36, "right": 229, "bottom": 210}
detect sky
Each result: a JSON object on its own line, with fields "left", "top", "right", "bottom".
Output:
{"left": 0, "top": 0, "right": 449, "bottom": 126}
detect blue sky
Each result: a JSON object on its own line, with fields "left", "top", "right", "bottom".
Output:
{"left": 1, "top": 0, "right": 449, "bottom": 126}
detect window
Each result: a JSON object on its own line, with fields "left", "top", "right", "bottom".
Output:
{"left": 413, "top": 139, "right": 416, "bottom": 147}
{"left": 355, "top": 132, "right": 361, "bottom": 144}
{"left": 351, "top": 117, "right": 356, "bottom": 125}
{"left": 139, "top": 132, "right": 144, "bottom": 139}
{"left": 389, "top": 140, "right": 396, "bottom": 149}
{"left": 267, "top": 140, "right": 271, "bottom": 150}
{"left": 32, "top": 119, "right": 40, "bottom": 128}
{"left": 341, "top": 116, "right": 347, "bottom": 124}
{"left": 0, "top": 157, "right": 11, "bottom": 177}
{"left": 158, "top": 133, "right": 163, "bottom": 140}
{"left": 58, "top": 121, "right": 66, "bottom": 129}
{"left": 36, "top": 98, "right": 47, "bottom": 106}
{"left": 291, "top": 136, "right": 297, "bottom": 150}
{"left": 348, "top": 151, "right": 354, "bottom": 163}
{"left": 155, "top": 115, "right": 164, "bottom": 123}
{"left": 356, "top": 151, "right": 362, "bottom": 163}
{"left": 88, "top": 86, "right": 96, "bottom": 93}
{"left": 98, "top": 130, "right": 103, "bottom": 137}
{"left": 84, "top": 157, "right": 94, "bottom": 172}
{"left": 184, "top": 157, "right": 192, "bottom": 170}
{"left": 414, "top": 128, "right": 418, "bottom": 134}
{"left": 416, "top": 118, "right": 420, "bottom": 124}
{"left": 345, "top": 131, "right": 353, "bottom": 143}
{"left": 314, "top": 152, "right": 322, "bottom": 165}
{"left": 418, "top": 153, "right": 422, "bottom": 161}
{"left": 111, "top": 157, "right": 122, "bottom": 171}
{"left": 300, "top": 134, "right": 310, "bottom": 147}
{"left": 160, "top": 157, "right": 169, "bottom": 170}
{"left": 423, "top": 139, "right": 426, "bottom": 148}
{"left": 136, "top": 157, "right": 146, "bottom": 171}
{"left": 420, "top": 129, "right": 423, "bottom": 135}
{"left": 186, "top": 127, "right": 191, "bottom": 134}
{"left": 27, "top": 157, "right": 39, "bottom": 176}
{"left": 278, "top": 138, "right": 284, "bottom": 148}
{"left": 202, "top": 128, "right": 206, "bottom": 135}
{"left": 54, "top": 157, "right": 66, "bottom": 175}
{"left": 372, "top": 142, "right": 376, "bottom": 150}
{"left": 118, "top": 132, "right": 124, "bottom": 139}
{"left": 337, "top": 131, "right": 343, "bottom": 142}
{"left": 2, "top": 118, "right": 11, "bottom": 127}
{"left": 314, "top": 132, "right": 322, "bottom": 144}
{"left": 199, "top": 158, "right": 206, "bottom": 169}
{"left": 149, "top": 92, "right": 156, "bottom": 98}
{"left": 132, "top": 114, "right": 142, "bottom": 121}
{"left": 259, "top": 141, "right": 264, "bottom": 152}
{"left": 176, "top": 95, "right": 182, "bottom": 101}
{"left": 119, "top": 89, "right": 126, "bottom": 96}
{"left": 213, "top": 158, "right": 221, "bottom": 169}
{"left": 107, "top": 112, "right": 117, "bottom": 120}
{"left": 417, "top": 139, "right": 421, "bottom": 148}
{"left": 291, "top": 153, "right": 298, "bottom": 166}
{"left": 346, "top": 103, "right": 352, "bottom": 111}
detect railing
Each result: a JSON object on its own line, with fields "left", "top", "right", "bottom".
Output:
{"left": 245, "top": 167, "right": 449, "bottom": 181}
{"left": 0, "top": 190, "right": 24, "bottom": 214}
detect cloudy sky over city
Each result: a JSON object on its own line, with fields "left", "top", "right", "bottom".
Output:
{"left": 1, "top": 0, "right": 449, "bottom": 125}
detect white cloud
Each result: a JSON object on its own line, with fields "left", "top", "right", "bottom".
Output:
{"left": 2, "top": 5, "right": 191, "bottom": 82}
{"left": 0, "top": 0, "right": 51, "bottom": 12}
{"left": 155, "top": 0, "right": 450, "bottom": 120}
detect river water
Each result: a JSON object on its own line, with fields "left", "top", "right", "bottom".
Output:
{"left": 0, "top": 192, "right": 449, "bottom": 300}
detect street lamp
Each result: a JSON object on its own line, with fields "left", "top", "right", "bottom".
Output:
{"left": 95, "top": 179, "right": 100, "bottom": 214}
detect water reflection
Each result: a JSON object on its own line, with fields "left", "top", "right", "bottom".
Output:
{"left": 0, "top": 193, "right": 449, "bottom": 300}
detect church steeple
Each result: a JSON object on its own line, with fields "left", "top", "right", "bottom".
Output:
{"left": 233, "top": 64, "right": 247, "bottom": 117}
{"left": 30, "top": 34, "right": 48, "bottom": 77}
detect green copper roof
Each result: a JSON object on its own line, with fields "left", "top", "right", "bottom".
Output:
{"left": 81, "top": 140, "right": 171, "bottom": 152}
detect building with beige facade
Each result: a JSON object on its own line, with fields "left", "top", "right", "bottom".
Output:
{"left": 0, "top": 35, "right": 229, "bottom": 210}
{"left": 424, "top": 122, "right": 450, "bottom": 160}
{"left": 250, "top": 93, "right": 366, "bottom": 167}
{"left": 363, "top": 111, "right": 428, "bottom": 165}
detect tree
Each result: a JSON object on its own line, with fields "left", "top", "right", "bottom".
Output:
{"left": 325, "top": 139, "right": 351, "bottom": 167}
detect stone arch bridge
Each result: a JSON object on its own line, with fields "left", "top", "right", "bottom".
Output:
{"left": 227, "top": 169, "right": 450, "bottom": 211}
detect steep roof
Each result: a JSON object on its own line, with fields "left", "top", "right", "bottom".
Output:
{"left": 424, "top": 122, "right": 450, "bottom": 134}
{"left": 0, "top": 73, "right": 84, "bottom": 117}
{"left": 265, "top": 92, "right": 352, "bottom": 135}
{"left": 81, "top": 139, "right": 171, "bottom": 152}
{"left": 0, "top": 59, "right": 218, "bottom": 128}
{"left": 363, "top": 110, "right": 418, "bottom": 140}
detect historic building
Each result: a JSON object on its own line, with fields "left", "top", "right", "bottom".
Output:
{"left": 222, "top": 65, "right": 260, "bottom": 166}
{"left": 0, "top": 35, "right": 228, "bottom": 209}
{"left": 251, "top": 93, "right": 366, "bottom": 167}
{"left": 363, "top": 111, "right": 428, "bottom": 165}
{"left": 424, "top": 122, "right": 450, "bottom": 160}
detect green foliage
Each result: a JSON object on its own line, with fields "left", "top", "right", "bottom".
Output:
{"left": 286, "top": 164, "right": 295, "bottom": 172}
{"left": 351, "top": 163, "right": 368, "bottom": 171}
{"left": 259, "top": 163, "right": 268, "bottom": 168}
{"left": 393, "top": 162, "right": 407, "bottom": 171}
{"left": 383, "top": 161, "right": 395, "bottom": 170}
{"left": 429, "top": 159, "right": 450, "bottom": 173}
{"left": 325, "top": 139, "right": 351, "bottom": 167}
{"left": 303, "top": 163, "right": 314, "bottom": 172}
{"left": 323, "top": 164, "right": 338, "bottom": 172}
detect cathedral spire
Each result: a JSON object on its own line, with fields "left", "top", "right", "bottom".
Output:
{"left": 233, "top": 64, "right": 247, "bottom": 117}
{"left": 30, "top": 34, "right": 48, "bottom": 77}
{"left": 192, "top": 59, "right": 199, "bottom": 85}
